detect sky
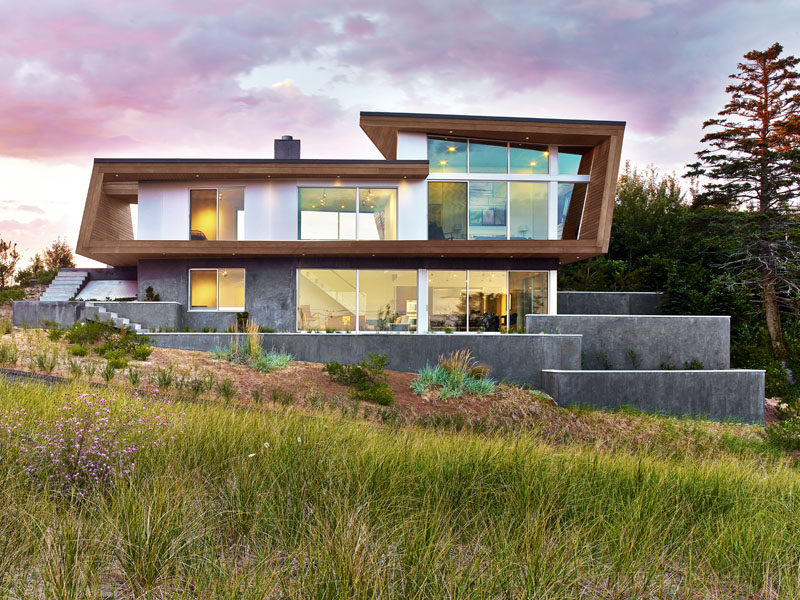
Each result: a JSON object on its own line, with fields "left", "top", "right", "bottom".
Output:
{"left": 0, "top": 0, "right": 798, "bottom": 266}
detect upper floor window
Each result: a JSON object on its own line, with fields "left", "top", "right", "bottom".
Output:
{"left": 189, "top": 188, "right": 244, "bottom": 241}
{"left": 298, "top": 187, "right": 397, "bottom": 240}
{"left": 428, "top": 137, "right": 555, "bottom": 175}
{"left": 558, "top": 147, "right": 593, "bottom": 175}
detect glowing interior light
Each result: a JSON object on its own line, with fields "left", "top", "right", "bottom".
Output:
{"left": 542, "top": 151, "right": 549, "bottom": 156}
{"left": 529, "top": 161, "right": 537, "bottom": 166}
{"left": 447, "top": 146, "right": 456, "bottom": 152}
{"left": 439, "top": 160, "right": 447, "bottom": 165}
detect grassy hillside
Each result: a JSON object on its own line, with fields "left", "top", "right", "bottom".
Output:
{"left": 1, "top": 380, "right": 799, "bottom": 598}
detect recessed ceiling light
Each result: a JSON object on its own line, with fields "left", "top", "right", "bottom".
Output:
{"left": 542, "top": 151, "right": 549, "bottom": 157}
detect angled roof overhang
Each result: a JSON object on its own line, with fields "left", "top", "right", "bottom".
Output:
{"left": 359, "top": 111, "right": 625, "bottom": 160}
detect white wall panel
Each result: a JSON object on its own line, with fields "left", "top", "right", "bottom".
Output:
{"left": 396, "top": 132, "right": 427, "bottom": 160}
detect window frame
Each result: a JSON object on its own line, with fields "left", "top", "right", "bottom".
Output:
{"left": 189, "top": 187, "right": 245, "bottom": 242}
{"left": 188, "top": 267, "right": 246, "bottom": 312}
{"left": 296, "top": 268, "right": 418, "bottom": 332}
{"left": 427, "top": 269, "right": 550, "bottom": 332}
{"left": 427, "top": 137, "right": 592, "bottom": 241}
{"left": 297, "top": 186, "right": 398, "bottom": 241}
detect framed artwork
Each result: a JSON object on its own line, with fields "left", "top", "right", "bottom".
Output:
{"left": 469, "top": 210, "right": 483, "bottom": 226}
{"left": 493, "top": 208, "right": 506, "bottom": 226}
{"left": 482, "top": 209, "right": 495, "bottom": 226}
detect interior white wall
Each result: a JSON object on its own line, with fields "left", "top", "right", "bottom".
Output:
{"left": 138, "top": 182, "right": 190, "bottom": 240}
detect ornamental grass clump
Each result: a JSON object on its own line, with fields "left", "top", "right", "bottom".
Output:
{"left": 0, "top": 392, "right": 184, "bottom": 500}
{"left": 411, "top": 349, "right": 496, "bottom": 400}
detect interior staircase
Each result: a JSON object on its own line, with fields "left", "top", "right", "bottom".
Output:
{"left": 39, "top": 270, "right": 89, "bottom": 301}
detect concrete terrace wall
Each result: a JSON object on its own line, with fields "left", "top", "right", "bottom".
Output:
{"left": 145, "top": 332, "right": 582, "bottom": 388}
{"left": 94, "top": 302, "right": 181, "bottom": 331}
{"left": 542, "top": 369, "right": 765, "bottom": 424}
{"left": 13, "top": 301, "right": 92, "bottom": 328}
{"left": 557, "top": 291, "right": 664, "bottom": 315}
{"left": 12, "top": 301, "right": 181, "bottom": 331}
{"left": 526, "top": 314, "right": 729, "bottom": 370}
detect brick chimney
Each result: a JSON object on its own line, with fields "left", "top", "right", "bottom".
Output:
{"left": 274, "top": 135, "right": 300, "bottom": 159}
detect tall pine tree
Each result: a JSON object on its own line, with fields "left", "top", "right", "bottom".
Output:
{"left": 687, "top": 43, "right": 800, "bottom": 358}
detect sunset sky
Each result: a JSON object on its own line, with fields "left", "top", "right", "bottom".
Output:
{"left": 1, "top": 0, "right": 798, "bottom": 266}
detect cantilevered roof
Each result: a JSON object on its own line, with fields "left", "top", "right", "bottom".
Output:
{"left": 360, "top": 110, "right": 625, "bottom": 160}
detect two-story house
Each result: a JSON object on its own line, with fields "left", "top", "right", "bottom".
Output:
{"left": 75, "top": 111, "right": 625, "bottom": 332}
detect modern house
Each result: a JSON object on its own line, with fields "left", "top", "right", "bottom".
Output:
{"left": 73, "top": 111, "right": 625, "bottom": 333}
{"left": 13, "top": 110, "right": 766, "bottom": 423}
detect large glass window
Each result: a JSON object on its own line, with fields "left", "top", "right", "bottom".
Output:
{"left": 428, "top": 137, "right": 467, "bottom": 173}
{"left": 358, "top": 270, "right": 417, "bottom": 331}
{"left": 358, "top": 189, "right": 397, "bottom": 240}
{"left": 190, "top": 190, "right": 217, "bottom": 241}
{"left": 510, "top": 143, "right": 549, "bottom": 175}
{"left": 190, "top": 188, "right": 244, "bottom": 241}
{"left": 218, "top": 189, "right": 244, "bottom": 241}
{"left": 509, "top": 272, "right": 548, "bottom": 331}
{"left": 558, "top": 147, "right": 593, "bottom": 175}
{"left": 297, "top": 269, "right": 357, "bottom": 331}
{"left": 299, "top": 188, "right": 356, "bottom": 240}
{"left": 558, "top": 183, "right": 588, "bottom": 239}
{"left": 468, "top": 140, "right": 507, "bottom": 173}
{"left": 428, "top": 270, "right": 467, "bottom": 332}
{"left": 299, "top": 187, "right": 396, "bottom": 240}
{"left": 468, "top": 271, "right": 506, "bottom": 332}
{"left": 428, "top": 182, "right": 467, "bottom": 240}
{"left": 509, "top": 182, "right": 548, "bottom": 240}
{"left": 189, "top": 268, "right": 245, "bottom": 311}
{"left": 468, "top": 182, "right": 507, "bottom": 240}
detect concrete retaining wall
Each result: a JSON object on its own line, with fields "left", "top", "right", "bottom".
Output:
{"left": 12, "top": 301, "right": 181, "bottom": 331}
{"left": 13, "top": 301, "right": 91, "bottom": 328}
{"left": 542, "top": 369, "right": 765, "bottom": 424}
{"left": 557, "top": 291, "right": 664, "bottom": 315}
{"left": 94, "top": 302, "right": 182, "bottom": 330}
{"left": 526, "top": 314, "right": 729, "bottom": 370}
{"left": 145, "top": 332, "right": 582, "bottom": 388}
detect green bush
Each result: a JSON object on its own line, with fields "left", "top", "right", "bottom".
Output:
{"left": 0, "top": 316, "right": 12, "bottom": 335}
{"left": 69, "top": 344, "right": 89, "bottom": 356}
{"left": 217, "top": 378, "right": 236, "bottom": 402}
{"left": 410, "top": 365, "right": 496, "bottom": 400}
{"left": 323, "top": 353, "right": 395, "bottom": 406}
{"left": 0, "top": 288, "right": 25, "bottom": 306}
{"left": 0, "top": 340, "right": 18, "bottom": 366}
{"left": 251, "top": 351, "right": 292, "bottom": 373}
{"left": 764, "top": 416, "right": 800, "bottom": 451}
{"left": 47, "top": 328, "right": 65, "bottom": 341}
{"left": 130, "top": 345, "right": 153, "bottom": 361}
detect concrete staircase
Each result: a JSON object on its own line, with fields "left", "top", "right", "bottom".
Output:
{"left": 39, "top": 270, "right": 89, "bottom": 301}
{"left": 84, "top": 302, "right": 148, "bottom": 334}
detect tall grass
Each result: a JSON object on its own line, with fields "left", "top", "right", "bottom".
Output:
{"left": 0, "top": 379, "right": 799, "bottom": 597}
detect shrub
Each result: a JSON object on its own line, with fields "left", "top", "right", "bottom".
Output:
{"left": 323, "top": 353, "right": 395, "bottom": 406}
{"left": 101, "top": 362, "right": 116, "bottom": 383}
{"left": 764, "top": 416, "right": 800, "bottom": 451}
{"left": 130, "top": 345, "right": 153, "bottom": 361}
{"left": 103, "top": 349, "right": 129, "bottom": 370}
{"left": 0, "top": 316, "right": 12, "bottom": 335}
{"left": 271, "top": 387, "right": 295, "bottom": 406}
{"left": 65, "top": 318, "right": 114, "bottom": 346}
{"left": 82, "top": 361, "right": 98, "bottom": 379}
{"left": 47, "top": 328, "right": 65, "bottom": 341}
{"left": 150, "top": 365, "right": 175, "bottom": 390}
{"left": 251, "top": 351, "right": 293, "bottom": 373}
{"left": 0, "top": 288, "right": 25, "bottom": 306}
{"left": 144, "top": 286, "right": 161, "bottom": 301}
{"left": 68, "top": 344, "right": 89, "bottom": 357}
{"left": 411, "top": 351, "right": 497, "bottom": 400}
{"left": 217, "top": 378, "right": 236, "bottom": 402}
{"left": 0, "top": 340, "right": 18, "bottom": 366}
{"left": 33, "top": 346, "right": 59, "bottom": 373}
{"left": 683, "top": 359, "right": 705, "bottom": 370}
{"left": 0, "top": 393, "right": 184, "bottom": 499}
{"left": 66, "top": 358, "right": 83, "bottom": 379}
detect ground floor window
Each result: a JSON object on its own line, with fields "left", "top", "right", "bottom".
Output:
{"left": 428, "top": 270, "right": 548, "bottom": 332}
{"left": 189, "top": 268, "right": 245, "bottom": 311}
{"left": 297, "top": 269, "right": 417, "bottom": 332}
{"left": 296, "top": 268, "right": 549, "bottom": 332}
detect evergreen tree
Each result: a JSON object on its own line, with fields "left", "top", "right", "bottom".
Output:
{"left": 687, "top": 43, "right": 800, "bottom": 358}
